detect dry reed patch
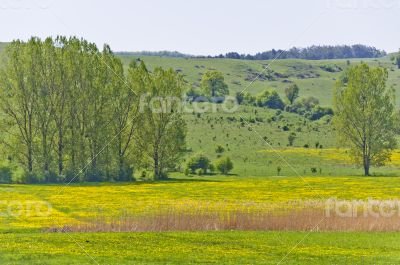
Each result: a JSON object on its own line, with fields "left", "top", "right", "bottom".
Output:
{"left": 47, "top": 206, "right": 400, "bottom": 233}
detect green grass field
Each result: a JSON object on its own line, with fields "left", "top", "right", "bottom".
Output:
{"left": 1, "top": 175, "right": 400, "bottom": 230}
{"left": 1, "top": 176, "right": 400, "bottom": 264}
{"left": 182, "top": 103, "right": 400, "bottom": 177}
{"left": 1, "top": 231, "right": 400, "bottom": 264}
{"left": 1, "top": 43, "right": 400, "bottom": 264}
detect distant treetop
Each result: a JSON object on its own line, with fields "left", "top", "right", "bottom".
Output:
{"left": 115, "top": 50, "right": 192, "bottom": 58}
{"left": 117, "top": 44, "right": 386, "bottom": 60}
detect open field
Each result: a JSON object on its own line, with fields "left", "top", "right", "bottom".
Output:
{"left": 1, "top": 176, "right": 400, "bottom": 230}
{"left": 183, "top": 104, "right": 400, "bottom": 177}
{"left": 1, "top": 176, "right": 400, "bottom": 264}
{"left": 1, "top": 42, "right": 400, "bottom": 264}
{"left": 1, "top": 231, "right": 400, "bottom": 264}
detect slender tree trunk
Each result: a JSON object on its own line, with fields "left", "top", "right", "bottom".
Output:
{"left": 363, "top": 154, "right": 370, "bottom": 176}
{"left": 70, "top": 125, "right": 76, "bottom": 173}
{"left": 27, "top": 114, "right": 33, "bottom": 174}
{"left": 27, "top": 145, "right": 33, "bottom": 173}
{"left": 364, "top": 163, "right": 370, "bottom": 176}
{"left": 42, "top": 131, "right": 49, "bottom": 173}
{"left": 153, "top": 150, "right": 159, "bottom": 180}
{"left": 58, "top": 128, "right": 63, "bottom": 175}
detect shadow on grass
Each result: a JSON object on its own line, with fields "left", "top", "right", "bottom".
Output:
{"left": 11, "top": 176, "right": 226, "bottom": 187}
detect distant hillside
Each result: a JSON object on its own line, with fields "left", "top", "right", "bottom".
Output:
{"left": 115, "top": 50, "right": 192, "bottom": 58}
{"left": 218, "top": 45, "right": 386, "bottom": 60}
{"left": 117, "top": 54, "right": 400, "bottom": 107}
{"left": 0, "top": 42, "right": 9, "bottom": 53}
{"left": 117, "top": 45, "right": 386, "bottom": 60}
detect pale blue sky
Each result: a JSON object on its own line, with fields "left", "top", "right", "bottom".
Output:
{"left": 0, "top": 0, "right": 399, "bottom": 54}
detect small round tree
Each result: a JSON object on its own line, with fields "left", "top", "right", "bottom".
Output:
{"left": 186, "top": 153, "right": 211, "bottom": 174}
{"left": 285, "top": 83, "right": 300, "bottom": 105}
{"left": 215, "top": 157, "right": 233, "bottom": 175}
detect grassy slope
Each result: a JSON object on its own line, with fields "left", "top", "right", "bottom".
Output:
{"left": 183, "top": 103, "right": 400, "bottom": 177}
{"left": 117, "top": 55, "right": 400, "bottom": 177}
{"left": 118, "top": 55, "right": 400, "bottom": 107}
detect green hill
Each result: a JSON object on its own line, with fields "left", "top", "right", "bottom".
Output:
{"left": 116, "top": 55, "right": 400, "bottom": 177}
{"left": 118, "top": 55, "right": 400, "bottom": 107}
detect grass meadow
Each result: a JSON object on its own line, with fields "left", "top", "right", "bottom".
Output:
{"left": 1, "top": 54, "right": 400, "bottom": 264}
{"left": 1, "top": 231, "right": 400, "bottom": 264}
{"left": 1, "top": 176, "right": 400, "bottom": 264}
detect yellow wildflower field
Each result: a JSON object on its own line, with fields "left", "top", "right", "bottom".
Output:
{"left": 259, "top": 148, "right": 400, "bottom": 166}
{"left": 1, "top": 176, "right": 400, "bottom": 230}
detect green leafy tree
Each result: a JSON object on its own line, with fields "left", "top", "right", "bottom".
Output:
{"left": 186, "top": 153, "right": 210, "bottom": 173}
{"left": 288, "top": 133, "right": 297, "bottom": 146}
{"left": 300, "top": 96, "right": 319, "bottom": 110}
{"left": 135, "top": 67, "right": 187, "bottom": 180}
{"left": 256, "top": 90, "right": 285, "bottom": 110}
{"left": 200, "top": 70, "right": 228, "bottom": 98}
{"left": 285, "top": 83, "right": 300, "bottom": 104}
{"left": 215, "top": 157, "right": 233, "bottom": 175}
{"left": 0, "top": 36, "right": 140, "bottom": 182}
{"left": 215, "top": 145, "right": 225, "bottom": 154}
{"left": 106, "top": 47, "right": 139, "bottom": 181}
{"left": 0, "top": 40, "right": 38, "bottom": 174}
{"left": 235, "top": 91, "right": 244, "bottom": 104}
{"left": 333, "top": 63, "right": 397, "bottom": 176}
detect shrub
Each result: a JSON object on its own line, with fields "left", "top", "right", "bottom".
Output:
{"left": 85, "top": 169, "right": 105, "bottom": 182}
{"left": 116, "top": 163, "right": 134, "bottom": 182}
{"left": 305, "top": 106, "right": 334, "bottom": 121}
{"left": 256, "top": 90, "right": 285, "bottom": 110}
{"left": 286, "top": 97, "right": 332, "bottom": 121}
{"left": 235, "top": 91, "right": 244, "bottom": 104}
{"left": 43, "top": 171, "right": 61, "bottom": 183}
{"left": 22, "top": 173, "right": 40, "bottom": 184}
{"left": 208, "top": 163, "right": 215, "bottom": 173}
{"left": 196, "top": 168, "right": 205, "bottom": 176}
{"left": 215, "top": 157, "right": 233, "bottom": 175}
{"left": 300, "top": 96, "right": 319, "bottom": 110}
{"left": 184, "top": 167, "right": 191, "bottom": 176}
{"left": 186, "top": 153, "right": 211, "bottom": 173}
{"left": 288, "top": 132, "right": 297, "bottom": 146}
{"left": 0, "top": 166, "right": 12, "bottom": 183}
{"left": 242, "top": 92, "right": 256, "bottom": 105}
{"left": 140, "top": 170, "right": 147, "bottom": 180}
